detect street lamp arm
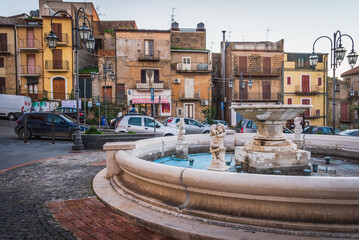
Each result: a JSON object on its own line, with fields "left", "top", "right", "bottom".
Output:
{"left": 339, "top": 34, "right": 356, "bottom": 51}
{"left": 312, "top": 35, "right": 333, "bottom": 53}
{"left": 50, "top": 11, "right": 74, "bottom": 30}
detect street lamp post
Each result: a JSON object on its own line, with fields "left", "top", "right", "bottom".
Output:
{"left": 46, "top": 8, "right": 95, "bottom": 150}
{"left": 310, "top": 31, "right": 358, "bottom": 135}
{"left": 91, "top": 58, "right": 116, "bottom": 129}
{"left": 238, "top": 72, "right": 253, "bottom": 105}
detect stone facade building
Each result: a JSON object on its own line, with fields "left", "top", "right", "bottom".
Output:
{"left": 170, "top": 22, "right": 211, "bottom": 121}
{"left": 219, "top": 40, "right": 284, "bottom": 125}
{"left": 115, "top": 29, "right": 172, "bottom": 118}
{"left": 341, "top": 66, "right": 359, "bottom": 129}
{"left": 328, "top": 77, "right": 350, "bottom": 130}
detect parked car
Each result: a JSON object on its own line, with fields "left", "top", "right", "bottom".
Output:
{"left": 115, "top": 115, "right": 178, "bottom": 136}
{"left": 0, "top": 94, "right": 31, "bottom": 120}
{"left": 14, "top": 112, "right": 77, "bottom": 140}
{"left": 303, "top": 126, "right": 341, "bottom": 135}
{"left": 162, "top": 117, "right": 210, "bottom": 134}
{"left": 52, "top": 107, "right": 84, "bottom": 122}
{"left": 110, "top": 113, "right": 139, "bottom": 129}
{"left": 338, "top": 129, "right": 359, "bottom": 137}
{"left": 235, "top": 119, "right": 293, "bottom": 134}
{"left": 202, "top": 119, "right": 229, "bottom": 129}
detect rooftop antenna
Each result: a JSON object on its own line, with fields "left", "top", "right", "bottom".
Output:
{"left": 266, "top": 27, "right": 274, "bottom": 41}
{"left": 171, "top": 7, "right": 177, "bottom": 23}
{"left": 227, "top": 25, "right": 233, "bottom": 41}
{"left": 96, "top": 5, "right": 105, "bottom": 17}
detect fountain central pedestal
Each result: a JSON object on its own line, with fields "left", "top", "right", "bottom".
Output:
{"left": 231, "top": 105, "right": 312, "bottom": 175}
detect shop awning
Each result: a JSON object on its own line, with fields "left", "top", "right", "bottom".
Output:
{"left": 132, "top": 97, "right": 169, "bottom": 104}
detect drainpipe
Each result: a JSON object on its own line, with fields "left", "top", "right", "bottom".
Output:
{"left": 13, "top": 25, "right": 19, "bottom": 95}
{"left": 325, "top": 55, "right": 328, "bottom": 126}
{"left": 221, "top": 30, "right": 226, "bottom": 121}
{"left": 114, "top": 30, "right": 117, "bottom": 106}
{"left": 281, "top": 60, "right": 284, "bottom": 103}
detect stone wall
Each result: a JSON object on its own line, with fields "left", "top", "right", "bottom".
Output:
{"left": 171, "top": 31, "right": 206, "bottom": 50}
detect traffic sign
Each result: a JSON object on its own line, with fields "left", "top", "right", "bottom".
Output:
{"left": 88, "top": 101, "right": 92, "bottom": 108}
{"left": 151, "top": 88, "right": 154, "bottom": 102}
{"left": 96, "top": 102, "right": 100, "bottom": 106}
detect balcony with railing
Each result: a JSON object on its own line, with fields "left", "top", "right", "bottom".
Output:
{"left": 232, "top": 92, "right": 281, "bottom": 102}
{"left": 0, "top": 42, "right": 11, "bottom": 53}
{"left": 45, "top": 60, "right": 69, "bottom": 72}
{"left": 44, "top": 33, "right": 69, "bottom": 46}
{"left": 18, "top": 38, "right": 40, "bottom": 51}
{"left": 179, "top": 89, "right": 201, "bottom": 100}
{"left": 303, "top": 109, "right": 321, "bottom": 118}
{"left": 138, "top": 50, "right": 160, "bottom": 61}
{"left": 295, "top": 85, "right": 323, "bottom": 95}
{"left": 20, "top": 65, "right": 41, "bottom": 76}
{"left": 176, "top": 63, "right": 212, "bottom": 73}
{"left": 136, "top": 81, "right": 164, "bottom": 91}
{"left": 234, "top": 68, "right": 282, "bottom": 77}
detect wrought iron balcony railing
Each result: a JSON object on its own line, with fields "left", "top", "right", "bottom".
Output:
{"left": 45, "top": 60, "right": 69, "bottom": 71}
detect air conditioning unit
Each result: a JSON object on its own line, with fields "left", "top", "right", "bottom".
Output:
{"left": 201, "top": 100, "right": 208, "bottom": 106}
{"left": 174, "top": 78, "right": 181, "bottom": 84}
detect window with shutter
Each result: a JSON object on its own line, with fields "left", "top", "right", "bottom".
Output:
{"left": 0, "top": 33, "right": 7, "bottom": 51}
{"left": 154, "top": 70, "right": 159, "bottom": 83}
{"left": 141, "top": 70, "right": 146, "bottom": 83}
{"left": 287, "top": 76, "right": 291, "bottom": 85}
{"left": 0, "top": 58, "right": 4, "bottom": 68}
{"left": 144, "top": 40, "right": 154, "bottom": 56}
{"left": 263, "top": 57, "right": 271, "bottom": 74}
{"left": 287, "top": 98, "right": 292, "bottom": 105}
{"left": 318, "top": 77, "right": 322, "bottom": 86}
{"left": 52, "top": 23, "right": 62, "bottom": 42}
{"left": 238, "top": 56, "right": 247, "bottom": 73}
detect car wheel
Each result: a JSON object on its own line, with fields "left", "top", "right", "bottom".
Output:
{"left": 164, "top": 134, "right": 173, "bottom": 137}
{"left": 18, "top": 127, "right": 32, "bottom": 140}
{"left": 34, "top": 136, "right": 41, "bottom": 139}
{"left": 203, "top": 130, "right": 210, "bottom": 134}
{"left": 8, "top": 113, "right": 16, "bottom": 121}
{"left": 70, "top": 130, "right": 76, "bottom": 142}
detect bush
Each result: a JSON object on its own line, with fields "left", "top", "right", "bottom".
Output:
{"left": 86, "top": 118, "right": 98, "bottom": 125}
{"left": 127, "top": 131, "right": 136, "bottom": 134}
{"left": 84, "top": 126, "right": 103, "bottom": 134}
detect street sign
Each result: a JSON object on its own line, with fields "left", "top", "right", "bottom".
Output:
{"left": 88, "top": 101, "right": 92, "bottom": 108}
{"left": 221, "top": 102, "right": 224, "bottom": 109}
{"left": 151, "top": 88, "right": 154, "bottom": 102}
{"left": 96, "top": 102, "right": 100, "bottom": 106}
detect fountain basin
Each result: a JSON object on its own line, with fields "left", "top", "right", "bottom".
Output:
{"left": 95, "top": 134, "right": 359, "bottom": 238}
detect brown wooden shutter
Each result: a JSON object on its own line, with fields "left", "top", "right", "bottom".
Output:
{"left": 52, "top": 23, "right": 62, "bottom": 42}
{"left": 238, "top": 56, "right": 247, "bottom": 73}
{"left": 141, "top": 70, "right": 146, "bottom": 83}
{"left": 154, "top": 70, "right": 159, "bottom": 83}
{"left": 53, "top": 49, "right": 62, "bottom": 69}
{"left": 27, "top": 28, "right": 34, "bottom": 48}
{"left": 242, "top": 83, "right": 248, "bottom": 99}
{"left": 301, "top": 75, "right": 310, "bottom": 92}
{"left": 27, "top": 54, "right": 36, "bottom": 74}
{"left": 341, "top": 102, "right": 348, "bottom": 120}
{"left": 0, "top": 77, "right": 5, "bottom": 94}
{"left": 116, "top": 84, "right": 125, "bottom": 102}
{"left": 262, "top": 82, "right": 271, "bottom": 99}
{"left": 263, "top": 57, "right": 271, "bottom": 74}
{"left": 0, "top": 33, "right": 7, "bottom": 51}
{"left": 0, "top": 58, "right": 4, "bottom": 68}
{"left": 301, "top": 99, "right": 311, "bottom": 117}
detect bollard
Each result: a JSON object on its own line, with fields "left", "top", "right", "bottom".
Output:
{"left": 235, "top": 166, "right": 242, "bottom": 173}
{"left": 325, "top": 156, "right": 331, "bottom": 165}
{"left": 24, "top": 114, "right": 28, "bottom": 144}
{"left": 312, "top": 163, "right": 318, "bottom": 172}
{"left": 51, "top": 117, "right": 55, "bottom": 144}
{"left": 189, "top": 158, "right": 194, "bottom": 166}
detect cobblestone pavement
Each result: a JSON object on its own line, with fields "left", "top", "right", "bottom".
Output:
{"left": 0, "top": 152, "right": 170, "bottom": 239}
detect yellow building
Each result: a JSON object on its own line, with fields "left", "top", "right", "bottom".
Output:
{"left": 283, "top": 53, "right": 328, "bottom": 127}
{"left": 17, "top": 18, "right": 44, "bottom": 100}
{"left": 42, "top": 15, "right": 73, "bottom": 100}
{"left": 0, "top": 21, "right": 16, "bottom": 95}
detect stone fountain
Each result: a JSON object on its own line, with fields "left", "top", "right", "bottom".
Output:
{"left": 207, "top": 123, "right": 229, "bottom": 171}
{"left": 231, "top": 104, "right": 312, "bottom": 175}
{"left": 175, "top": 118, "right": 188, "bottom": 159}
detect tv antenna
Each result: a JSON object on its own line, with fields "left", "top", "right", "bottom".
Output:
{"left": 266, "top": 27, "right": 274, "bottom": 41}
{"left": 96, "top": 5, "right": 105, "bottom": 17}
{"left": 171, "top": 7, "right": 177, "bottom": 23}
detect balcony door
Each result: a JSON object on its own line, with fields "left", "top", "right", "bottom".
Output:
{"left": 27, "top": 28, "right": 34, "bottom": 48}
{"left": 0, "top": 33, "right": 7, "bottom": 51}
{"left": 185, "top": 78, "right": 194, "bottom": 98}
{"left": 301, "top": 98, "right": 311, "bottom": 117}
{"left": 27, "top": 54, "right": 36, "bottom": 74}
{"left": 182, "top": 57, "right": 191, "bottom": 71}
{"left": 52, "top": 23, "right": 62, "bottom": 42}
{"left": 262, "top": 81, "right": 271, "bottom": 100}
{"left": 144, "top": 40, "right": 154, "bottom": 57}
{"left": 53, "top": 49, "right": 62, "bottom": 69}
{"left": 301, "top": 75, "right": 310, "bottom": 93}
{"left": 184, "top": 103, "right": 194, "bottom": 119}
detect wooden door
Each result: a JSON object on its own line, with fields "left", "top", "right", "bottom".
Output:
{"left": 242, "top": 83, "right": 248, "bottom": 100}
{"left": 52, "top": 23, "right": 62, "bottom": 42}
{"left": 301, "top": 99, "right": 311, "bottom": 117}
{"left": 116, "top": 84, "right": 125, "bottom": 102}
{"left": 27, "top": 54, "right": 35, "bottom": 74}
{"left": 53, "top": 78, "right": 65, "bottom": 99}
{"left": 185, "top": 78, "right": 194, "bottom": 98}
{"left": 301, "top": 75, "right": 310, "bottom": 92}
{"left": 0, "top": 33, "right": 7, "bottom": 51}
{"left": 0, "top": 77, "right": 5, "bottom": 94}
{"left": 341, "top": 102, "right": 348, "bottom": 120}
{"left": 52, "top": 49, "right": 62, "bottom": 69}
{"left": 262, "top": 82, "right": 271, "bottom": 100}
{"left": 263, "top": 57, "right": 271, "bottom": 74}
{"left": 102, "top": 87, "right": 112, "bottom": 102}
{"left": 27, "top": 28, "right": 34, "bottom": 48}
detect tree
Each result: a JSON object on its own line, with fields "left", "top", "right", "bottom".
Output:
{"left": 202, "top": 106, "right": 216, "bottom": 124}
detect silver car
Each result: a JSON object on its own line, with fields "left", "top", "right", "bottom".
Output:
{"left": 115, "top": 115, "right": 178, "bottom": 137}
{"left": 162, "top": 117, "right": 210, "bottom": 134}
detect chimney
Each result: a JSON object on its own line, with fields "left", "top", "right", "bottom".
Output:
{"left": 171, "top": 21, "right": 179, "bottom": 31}
{"left": 196, "top": 22, "right": 205, "bottom": 31}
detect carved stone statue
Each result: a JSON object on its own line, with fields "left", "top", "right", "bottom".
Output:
{"left": 175, "top": 118, "right": 188, "bottom": 159}
{"left": 176, "top": 118, "right": 186, "bottom": 143}
{"left": 293, "top": 116, "right": 303, "bottom": 140}
{"left": 207, "top": 123, "right": 229, "bottom": 171}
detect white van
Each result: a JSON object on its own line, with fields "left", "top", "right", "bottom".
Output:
{"left": 0, "top": 94, "right": 32, "bottom": 120}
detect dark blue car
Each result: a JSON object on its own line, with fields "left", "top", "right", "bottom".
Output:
{"left": 15, "top": 112, "right": 77, "bottom": 140}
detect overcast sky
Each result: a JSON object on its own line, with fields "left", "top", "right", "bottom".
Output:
{"left": 1, "top": 0, "right": 358, "bottom": 77}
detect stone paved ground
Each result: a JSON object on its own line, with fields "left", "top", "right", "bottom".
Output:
{"left": 0, "top": 152, "right": 170, "bottom": 239}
